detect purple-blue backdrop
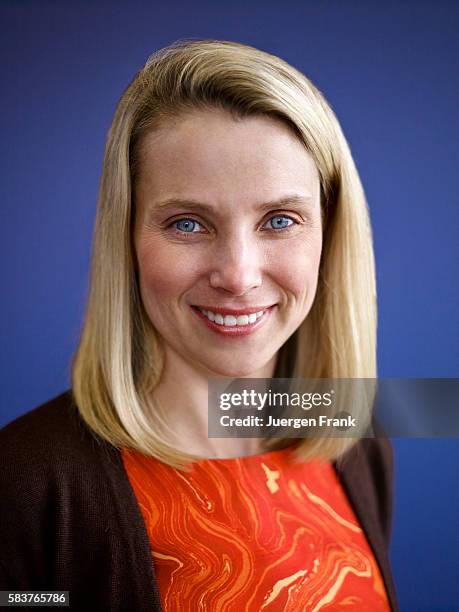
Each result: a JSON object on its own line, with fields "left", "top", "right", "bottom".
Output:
{"left": 1, "top": 1, "right": 458, "bottom": 609}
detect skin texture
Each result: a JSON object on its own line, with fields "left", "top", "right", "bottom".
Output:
{"left": 133, "top": 108, "right": 323, "bottom": 456}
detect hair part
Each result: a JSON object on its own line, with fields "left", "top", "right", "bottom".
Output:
{"left": 71, "top": 38, "right": 377, "bottom": 470}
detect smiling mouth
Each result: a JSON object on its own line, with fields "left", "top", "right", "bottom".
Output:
{"left": 190, "top": 304, "right": 276, "bottom": 331}
{"left": 197, "top": 307, "right": 264, "bottom": 326}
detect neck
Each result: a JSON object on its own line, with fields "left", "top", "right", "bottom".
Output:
{"left": 149, "top": 345, "right": 277, "bottom": 459}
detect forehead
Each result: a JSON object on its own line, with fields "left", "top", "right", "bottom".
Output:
{"left": 135, "top": 108, "right": 320, "bottom": 206}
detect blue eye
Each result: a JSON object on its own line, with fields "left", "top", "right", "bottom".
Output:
{"left": 265, "top": 215, "right": 295, "bottom": 230}
{"left": 173, "top": 218, "right": 203, "bottom": 233}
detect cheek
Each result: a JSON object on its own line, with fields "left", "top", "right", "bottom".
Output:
{"left": 268, "top": 233, "right": 322, "bottom": 296}
{"left": 136, "top": 242, "right": 201, "bottom": 310}
{"left": 139, "top": 252, "right": 171, "bottom": 300}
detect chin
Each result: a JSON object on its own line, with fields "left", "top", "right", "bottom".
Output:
{"left": 205, "top": 357, "right": 274, "bottom": 379}
{"left": 210, "top": 367, "right": 255, "bottom": 379}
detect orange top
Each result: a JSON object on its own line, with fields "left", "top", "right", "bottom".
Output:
{"left": 121, "top": 446, "right": 390, "bottom": 611}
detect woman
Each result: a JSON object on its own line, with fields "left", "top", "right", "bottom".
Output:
{"left": 0, "top": 39, "right": 398, "bottom": 610}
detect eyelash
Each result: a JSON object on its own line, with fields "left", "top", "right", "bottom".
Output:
{"left": 167, "top": 214, "right": 299, "bottom": 237}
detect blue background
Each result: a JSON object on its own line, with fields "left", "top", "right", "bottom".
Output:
{"left": 1, "top": 1, "right": 458, "bottom": 609}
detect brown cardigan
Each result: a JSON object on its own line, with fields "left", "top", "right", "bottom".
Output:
{"left": 0, "top": 391, "right": 398, "bottom": 610}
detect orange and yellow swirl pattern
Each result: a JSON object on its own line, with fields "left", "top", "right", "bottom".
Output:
{"left": 121, "top": 446, "right": 390, "bottom": 611}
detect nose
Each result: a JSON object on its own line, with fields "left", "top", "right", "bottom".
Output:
{"left": 209, "top": 232, "right": 263, "bottom": 296}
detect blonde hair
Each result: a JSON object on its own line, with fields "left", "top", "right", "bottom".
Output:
{"left": 71, "top": 39, "right": 377, "bottom": 470}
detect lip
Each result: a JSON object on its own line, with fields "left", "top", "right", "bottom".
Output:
{"left": 190, "top": 304, "right": 276, "bottom": 337}
{"left": 191, "top": 305, "right": 276, "bottom": 316}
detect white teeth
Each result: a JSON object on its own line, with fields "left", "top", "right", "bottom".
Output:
{"left": 198, "top": 307, "right": 266, "bottom": 326}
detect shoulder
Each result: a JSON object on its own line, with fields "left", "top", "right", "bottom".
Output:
{"left": 2, "top": 390, "right": 82, "bottom": 445}
{"left": 0, "top": 394, "right": 158, "bottom": 599}
{"left": 0, "top": 392, "right": 126, "bottom": 588}
{"left": 0, "top": 390, "right": 112, "bottom": 474}
{"left": 336, "top": 425, "right": 395, "bottom": 548}
{"left": 0, "top": 390, "right": 124, "bottom": 518}
{"left": 344, "top": 431, "right": 393, "bottom": 480}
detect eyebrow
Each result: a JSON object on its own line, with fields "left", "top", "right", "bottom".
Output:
{"left": 151, "top": 194, "right": 315, "bottom": 215}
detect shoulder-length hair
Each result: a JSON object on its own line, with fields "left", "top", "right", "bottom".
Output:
{"left": 71, "top": 39, "right": 377, "bottom": 470}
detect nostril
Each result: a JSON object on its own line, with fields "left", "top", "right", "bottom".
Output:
{"left": 209, "top": 270, "right": 263, "bottom": 295}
